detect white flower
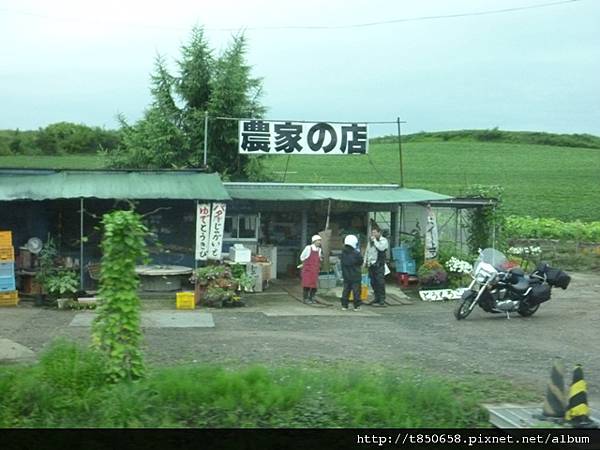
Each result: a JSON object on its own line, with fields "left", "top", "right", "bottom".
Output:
{"left": 445, "top": 257, "right": 473, "bottom": 275}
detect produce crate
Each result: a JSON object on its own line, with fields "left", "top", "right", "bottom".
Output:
{"left": 0, "top": 247, "right": 15, "bottom": 262}
{"left": 176, "top": 291, "right": 195, "bottom": 310}
{"left": 0, "top": 231, "right": 12, "bottom": 247}
{"left": 0, "top": 261, "right": 15, "bottom": 278}
{"left": 0, "top": 290, "right": 19, "bottom": 307}
{"left": 0, "top": 276, "right": 16, "bottom": 292}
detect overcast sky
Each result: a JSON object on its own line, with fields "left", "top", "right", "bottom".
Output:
{"left": 1, "top": 0, "right": 598, "bottom": 136}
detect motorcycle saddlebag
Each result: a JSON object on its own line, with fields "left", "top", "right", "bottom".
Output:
{"left": 530, "top": 283, "right": 551, "bottom": 305}
{"left": 546, "top": 268, "right": 571, "bottom": 290}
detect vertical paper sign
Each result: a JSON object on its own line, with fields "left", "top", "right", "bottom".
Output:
{"left": 195, "top": 203, "right": 211, "bottom": 261}
{"left": 208, "top": 202, "right": 227, "bottom": 260}
{"left": 424, "top": 205, "right": 439, "bottom": 260}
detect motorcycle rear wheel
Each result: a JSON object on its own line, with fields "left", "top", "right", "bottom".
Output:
{"left": 517, "top": 303, "right": 540, "bottom": 317}
{"left": 454, "top": 292, "right": 476, "bottom": 320}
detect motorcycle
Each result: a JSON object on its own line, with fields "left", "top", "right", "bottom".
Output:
{"left": 454, "top": 248, "right": 571, "bottom": 320}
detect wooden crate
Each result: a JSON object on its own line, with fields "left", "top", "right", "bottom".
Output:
{"left": 0, "top": 290, "right": 19, "bottom": 307}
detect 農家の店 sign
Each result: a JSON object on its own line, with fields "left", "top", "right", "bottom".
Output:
{"left": 238, "top": 120, "right": 368, "bottom": 155}
{"left": 195, "top": 203, "right": 227, "bottom": 261}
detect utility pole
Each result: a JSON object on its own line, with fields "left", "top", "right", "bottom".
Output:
{"left": 203, "top": 111, "right": 208, "bottom": 168}
{"left": 397, "top": 116, "right": 404, "bottom": 188}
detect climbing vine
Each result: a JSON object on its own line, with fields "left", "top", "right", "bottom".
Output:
{"left": 461, "top": 185, "right": 506, "bottom": 254}
{"left": 92, "top": 210, "right": 149, "bottom": 383}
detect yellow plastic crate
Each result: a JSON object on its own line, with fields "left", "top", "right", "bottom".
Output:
{"left": 0, "top": 231, "right": 12, "bottom": 247}
{"left": 0, "top": 290, "right": 19, "bottom": 307}
{"left": 176, "top": 291, "right": 195, "bottom": 310}
{"left": 0, "top": 246, "right": 14, "bottom": 262}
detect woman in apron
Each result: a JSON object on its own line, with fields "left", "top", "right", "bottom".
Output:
{"left": 300, "top": 235, "right": 322, "bottom": 304}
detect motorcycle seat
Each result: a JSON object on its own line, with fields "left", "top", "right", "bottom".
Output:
{"left": 511, "top": 277, "right": 530, "bottom": 293}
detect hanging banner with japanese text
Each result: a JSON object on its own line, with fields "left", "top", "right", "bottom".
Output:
{"left": 424, "top": 205, "right": 439, "bottom": 260}
{"left": 207, "top": 202, "right": 227, "bottom": 260}
{"left": 195, "top": 203, "right": 212, "bottom": 261}
{"left": 238, "top": 120, "right": 368, "bottom": 155}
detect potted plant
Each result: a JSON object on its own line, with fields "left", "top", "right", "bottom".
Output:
{"left": 46, "top": 269, "right": 79, "bottom": 308}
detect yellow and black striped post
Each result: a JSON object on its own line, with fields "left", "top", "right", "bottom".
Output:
{"left": 542, "top": 359, "right": 567, "bottom": 418}
{"left": 565, "top": 365, "right": 598, "bottom": 428}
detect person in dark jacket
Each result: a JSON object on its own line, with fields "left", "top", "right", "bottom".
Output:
{"left": 341, "top": 234, "right": 363, "bottom": 311}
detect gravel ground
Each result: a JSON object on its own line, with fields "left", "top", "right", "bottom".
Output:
{"left": 1, "top": 271, "right": 599, "bottom": 399}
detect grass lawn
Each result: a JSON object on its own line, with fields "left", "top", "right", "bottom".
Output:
{"left": 0, "top": 340, "right": 537, "bottom": 428}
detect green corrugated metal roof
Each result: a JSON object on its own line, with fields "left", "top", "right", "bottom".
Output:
{"left": 224, "top": 183, "right": 452, "bottom": 203}
{"left": 0, "top": 171, "right": 231, "bottom": 201}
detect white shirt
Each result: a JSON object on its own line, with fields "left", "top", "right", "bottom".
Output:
{"left": 365, "top": 236, "right": 389, "bottom": 266}
{"left": 300, "top": 244, "right": 322, "bottom": 261}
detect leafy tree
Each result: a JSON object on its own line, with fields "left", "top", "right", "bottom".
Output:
{"left": 107, "top": 27, "right": 268, "bottom": 179}
{"left": 35, "top": 122, "right": 121, "bottom": 155}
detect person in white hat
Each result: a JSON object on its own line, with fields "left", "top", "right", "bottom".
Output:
{"left": 299, "top": 234, "right": 322, "bottom": 303}
{"left": 341, "top": 234, "right": 363, "bottom": 311}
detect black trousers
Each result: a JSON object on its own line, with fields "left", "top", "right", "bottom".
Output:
{"left": 303, "top": 287, "right": 317, "bottom": 301}
{"left": 341, "top": 281, "right": 361, "bottom": 308}
{"left": 368, "top": 264, "right": 386, "bottom": 304}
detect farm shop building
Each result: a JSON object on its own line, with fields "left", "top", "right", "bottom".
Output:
{"left": 0, "top": 169, "right": 487, "bottom": 289}
{"left": 221, "top": 182, "right": 454, "bottom": 276}
{"left": 0, "top": 169, "right": 230, "bottom": 291}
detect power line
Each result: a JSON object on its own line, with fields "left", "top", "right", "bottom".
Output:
{"left": 0, "top": 1, "right": 581, "bottom": 32}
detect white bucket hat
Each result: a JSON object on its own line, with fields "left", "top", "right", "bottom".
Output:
{"left": 311, "top": 234, "right": 322, "bottom": 243}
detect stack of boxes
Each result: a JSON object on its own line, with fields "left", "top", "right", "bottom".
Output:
{"left": 0, "top": 231, "right": 18, "bottom": 307}
{"left": 392, "top": 244, "right": 417, "bottom": 283}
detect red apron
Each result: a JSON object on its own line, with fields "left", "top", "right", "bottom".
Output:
{"left": 301, "top": 248, "right": 320, "bottom": 288}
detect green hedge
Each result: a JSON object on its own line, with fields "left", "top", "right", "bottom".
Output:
{"left": 505, "top": 216, "right": 600, "bottom": 242}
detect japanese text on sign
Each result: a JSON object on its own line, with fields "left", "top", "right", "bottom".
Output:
{"left": 207, "top": 203, "right": 227, "bottom": 261}
{"left": 195, "top": 203, "right": 211, "bottom": 261}
{"left": 239, "top": 120, "right": 368, "bottom": 155}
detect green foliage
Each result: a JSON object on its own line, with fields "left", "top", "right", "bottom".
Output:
{"left": 460, "top": 185, "right": 506, "bottom": 253}
{"left": 0, "top": 123, "right": 120, "bottom": 156}
{"left": 92, "top": 210, "right": 149, "bottom": 383}
{"left": 0, "top": 343, "right": 502, "bottom": 428}
{"left": 106, "top": 27, "right": 268, "bottom": 179}
{"left": 372, "top": 129, "right": 600, "bottom": 149}
{"left": 505, "top": 216, "right": 600, "bottom": 241}
{"left": 45, "top": 270, "right": 79, "bottom": 298}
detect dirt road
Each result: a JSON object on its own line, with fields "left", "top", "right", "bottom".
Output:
{"left": 1, "top": 271, "right": 598, "bottom": 398}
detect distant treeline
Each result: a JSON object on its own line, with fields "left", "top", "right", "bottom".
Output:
{"left": 0, "top": 122, "right": 121, "bottom": 156}
{"left": 372, "top": 128, "right": 600, "bottom": 149}
{"left": 2, "top": 125, "right": 600, "bottom": 157}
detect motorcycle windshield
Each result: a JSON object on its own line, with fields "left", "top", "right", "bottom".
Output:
{"left": 476, "top": 248, "right": 508, "bottom": 271}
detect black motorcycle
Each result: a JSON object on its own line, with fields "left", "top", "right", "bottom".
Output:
{"left": 454, "top": 248, "right": 570, "bottom": 320}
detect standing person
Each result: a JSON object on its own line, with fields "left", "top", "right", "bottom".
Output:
{"left": 300, "top": 235, "right": 322, "bottom": 304}
{"left": 366, "top": 226, "right": 389, "bottom": 307}
{"left": 341, "top": 234, "right": 363, "bottom": 311}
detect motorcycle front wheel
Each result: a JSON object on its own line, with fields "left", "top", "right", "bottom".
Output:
{"left": 517, "top": 302, "right": 540, "bottom": 317}
{"left": 454, "top": 291, "right": 476, "bottom": 320}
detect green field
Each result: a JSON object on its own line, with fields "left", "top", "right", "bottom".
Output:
{"left": 0, "top": 154, "right": 106, "bottom": 169}
{"left": 1, "top": 138, "right": 599, "bottom": 221}
{"left": 263, "top": 141, "right": 600, "bottom": 222}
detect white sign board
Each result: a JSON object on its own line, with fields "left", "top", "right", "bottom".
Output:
{"left": 207, "top": 203, "right": 227, "bottom": 261}
{"left": 195, "top": 203, "right": 211, "bottom": 261}
{"left": 238, "top": 120, "right": 368, "bottom": 155}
